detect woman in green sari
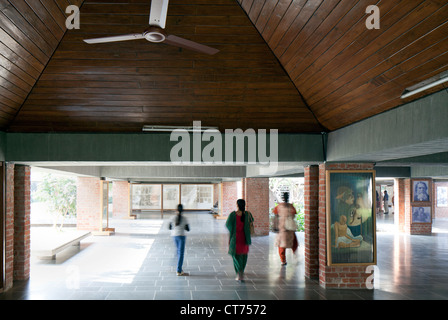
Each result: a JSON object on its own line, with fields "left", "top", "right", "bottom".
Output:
{"left": 225, "top": 199, "right": 253, "bottom": 282}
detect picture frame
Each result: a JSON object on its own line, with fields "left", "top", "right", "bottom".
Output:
{"left": 412, "top": 206, "right": 431, "bottom": 223}
{"left": 326, "top": 170, "right": 377, "bottom": 266}
{"left": 436, "top": 186, "right": 448, "bottom": 207}
{"left": 412, "top": 179, "right": 431, "bottom": 202}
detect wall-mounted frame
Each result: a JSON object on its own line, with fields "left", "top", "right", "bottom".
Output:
{"left": 436, "top": 186, "right": 448, "bottom": 207}
{"left": 412, "top": 206, "right": 431, "bottom": 223}
{"left": 326, "top": 170, "right": 377, "bottom": 266}
{"left": 412, "top": 179, "right": 431, "bottom": 202}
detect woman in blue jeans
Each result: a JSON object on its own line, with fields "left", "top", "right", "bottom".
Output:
{"left": 169, "top": 204, "right": 190, "bottom": 276}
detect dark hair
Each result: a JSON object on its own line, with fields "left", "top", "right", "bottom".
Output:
{"left": 282, "top": 192, "right": 289, "bottom": 203}
{"left": 237, "top": 199, "right": 245, "bottom": 222}
{"left": 175, "top": 204, "right": 184, "bottom": 226}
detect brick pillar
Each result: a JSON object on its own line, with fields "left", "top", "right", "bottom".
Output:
{"left": 3, "top": 163, "right": 14, "bottom": 291}
{"left": 318, "top": 163, "right": 376, "bottom": 289}
{"left": 221, "top": 181, "right": 238, "bottom": 217}
{"left": 13, "top": 165, "right": 31, "bottom": 281}
{"left": 112, "top": 181, "right": 130, "bottom": 218}
{"left": 77, "top": 177, "right": 102, "bottom": 231}
{"left": 394, "top": 178, "right": 406, "bottom": 232}
{"left": 244, "top": 177, "right": 269, "bottom": 236}
{"left": 404, "top": 178, "right": 412, "bottom": 233}
{"left": 304, "top": 165, "right": 319, "bottom": 279}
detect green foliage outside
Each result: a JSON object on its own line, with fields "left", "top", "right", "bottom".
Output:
{"left": 34, "top": 173, "right": 77, "bottom": 230}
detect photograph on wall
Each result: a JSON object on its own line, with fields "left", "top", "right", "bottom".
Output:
{"left": 437, "top": 186, "right": 448, "bottom": 207}
{"left": 326, "top": 170, "right": 376, "bottom": 266}
{"left": 412, "top": 179, "right": 431, "bottom": 202}
{"left": 412, "top": 206, "right": 431, "bottom": 223}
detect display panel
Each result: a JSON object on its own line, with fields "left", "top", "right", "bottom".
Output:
{"left": 131, "top": 184, "right": 162, "bottom": 210}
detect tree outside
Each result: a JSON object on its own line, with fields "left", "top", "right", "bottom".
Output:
{"left": 32, "top": 170, "right": 77, "bottom": 230}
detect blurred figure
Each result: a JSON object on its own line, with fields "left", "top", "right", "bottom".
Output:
{"left": 169, "top": 204, "right": 190, "bottom": 276}
{"left": 273, "top": 192, "right": 298, "bottom": 266}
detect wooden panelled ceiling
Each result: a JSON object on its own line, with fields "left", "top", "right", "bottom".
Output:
{"left": 1, "top": 0, "right": 447, "bottom": 133}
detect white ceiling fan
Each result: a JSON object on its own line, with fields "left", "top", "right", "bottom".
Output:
{"left": 83, "top": 0, "right": 219, "bottom": 55}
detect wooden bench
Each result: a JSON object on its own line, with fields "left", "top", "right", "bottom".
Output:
{"left": 32, "top": 230, "right": 91, "bottom": 260}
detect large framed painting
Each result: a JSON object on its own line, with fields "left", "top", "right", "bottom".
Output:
{"left": 412, "top": 179, "right": 431, "bottom": 202}
{"left": 326, "top": 170, "right": 377, "bottom": 266}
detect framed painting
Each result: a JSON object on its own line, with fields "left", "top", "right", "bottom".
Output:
{"left": 412, "top": 179, "right": 431, "bottom": 202}
{"left": 326, "top": 170, "right": 377, "bottom": 266}
{"left": 412, "top": 206, "right": 431, "bottom": 223}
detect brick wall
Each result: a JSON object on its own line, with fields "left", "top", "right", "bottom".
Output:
{"left": 244, "top": 178, "right": 269, "bottom": 236}
{"left": 221, "top": 181, "right": 238, "bottom": 217}
{"left": 77, "top": 177, "right": 101, "bottom": 231}
{"left": 318, "top": 163, "right": 375, "bottom": 289}
{"left": 112, "top": 181, "right": 130, "bottom": 218}
{"left": 304, "top": 165, "right": 319, "bottom": 279}
{"left": 13, "top": 165, "right": 31, "bottom": 281}
{"left": 4, "top": 163, "right": 14, "bottom": 291}
{"left": 394, "top": 178, "right": 406, "bottom": 232}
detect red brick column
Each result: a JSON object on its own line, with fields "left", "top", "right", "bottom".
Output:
{"left": 3, "top": 163, "right": 15, "bottom": 291}
{"left": 13, "top": 165, "right": 31, "bottom": 281}
{"left": 304, "top": 165, "right": 319, "bottom": 279}
{"left": 394, "top": 178, "right": 406, "bottom": 232}
{"left": 404, "top": 178, "right": 412, "bottom": 233}
{"left": 244, "top": 178, "right": 269, "bottom": 236}
{"left": 221, "top": 181, "right": 238, "bottom": 217}
{"left": 77, "top": 177, "right": 102, "bottom": 231}
{"left": 112, "top": 181, "right": 130, "bottom": 218}
{"left": 318, "top": 163, "right": 375, "bottom": 289}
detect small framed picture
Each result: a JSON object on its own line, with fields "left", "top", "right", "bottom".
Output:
{"left": 412, "top": 206, "right": 431, "bottom": 223}
{"left": 412, "top": 179, "right": 431, "bottom": 202}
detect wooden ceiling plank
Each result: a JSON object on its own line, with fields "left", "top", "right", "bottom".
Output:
{"left": 307, "top": 3, "right": 448, "bottom": 108}
{"left": 318, "top": 53, "right": 448, "bottom": 128}
{"left": 273, "top": 0, "right": 323, "bottom": 57}
{"left": 283, "top": 0, "right": 359, "bottom": 72}
{"left": 24, "top": 0, "right": 65, "bottom": 39}
{"left": 261, "top": 0, "right": 292, "bottom": 41}
{"left": 295, "top": 0, "right": 408, "bottom": 95}
{"left": 304, "top": 1, "right": 444, "bottom": 106}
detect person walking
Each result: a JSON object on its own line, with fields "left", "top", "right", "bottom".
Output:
{"left": 169, "top": 204, "right": 190, "bottom": 276}
{"left": 225, "top": 199, "right": 253, "bottom": 282}
{"left": 383, "top": 190, "right": 389, "bottom": 214}
{"left": 273, "top": 192, "right": 298, "bottom": 266}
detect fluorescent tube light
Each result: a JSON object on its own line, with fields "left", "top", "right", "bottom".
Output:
{"left": 142, "top": 125, "right": 219, "bottom": 132}
{"left": 401, "top": 74, "right": 448, "bottom": 99}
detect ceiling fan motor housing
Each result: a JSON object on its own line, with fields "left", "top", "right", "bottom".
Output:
{"left": 144, "top": 26, "right": 166, "bottom": 43}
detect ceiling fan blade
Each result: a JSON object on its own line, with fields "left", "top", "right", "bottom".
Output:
{"left": 164, "top": 35, "right": 219, "bottom": 55}
{"left": 149, "top": 0, "right": 169, "bottom": 28}
{"left": 84, "top": 33, "right": 145, "bottom": 44}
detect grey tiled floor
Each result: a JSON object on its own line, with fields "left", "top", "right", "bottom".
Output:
{"left": 1, "top": 212, "right": 448, "bottom": 300}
